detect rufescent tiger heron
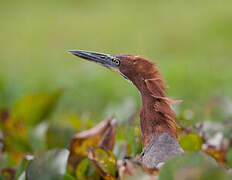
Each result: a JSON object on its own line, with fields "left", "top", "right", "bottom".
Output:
{"left": 69, "top": 50, "right": 183, "bottom": 168}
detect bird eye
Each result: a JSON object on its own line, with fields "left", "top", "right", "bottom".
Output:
{"left": 112, "top": 58, "right": 120, "bottom": 66}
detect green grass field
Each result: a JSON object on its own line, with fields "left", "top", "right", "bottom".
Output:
{"left": 1, "top": 0, "right": 232, "bottom": 120}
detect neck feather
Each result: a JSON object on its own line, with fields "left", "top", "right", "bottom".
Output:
{"left": 135, "top": 61, "right": 180, "bottom": 147}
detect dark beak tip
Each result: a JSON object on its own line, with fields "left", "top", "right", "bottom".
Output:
{"left": 68, "top": 50, "right": 83, "bottom": 57}
{"left": 68, "top": 50, "right": 75, "bottom": 54}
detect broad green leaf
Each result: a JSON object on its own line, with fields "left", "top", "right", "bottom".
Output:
{"left": 159, "top": 152, "right": 231, "bottom": 180}
{"left": 88, "top": 147, "right": 116, "bottom": 180}
{"left": 179, "top": 133, "right": 203, "bottom": 151}
{"left": 76, "top": 158, "right": 89, "bottom": 180}
{"left": 226, "top": 149, "right": 232, "bottom": 168}
{"left": 11, "top": 90, "right": 63, "bottom": 126}
{"left": 15, "top": 156, "right": 33, "bottom": 179}
{"left": 64, "top": 173, "right": 75, "bottom": 180}
{"left": 76, "top": 158, "right": 100, "bottom": 180}
{"left": 26, "top": 148, "right": 69, "bottom": 180}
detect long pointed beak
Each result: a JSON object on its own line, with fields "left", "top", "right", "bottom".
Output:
{"left": 68, "top": 50, "right": 120, "bottom": 69}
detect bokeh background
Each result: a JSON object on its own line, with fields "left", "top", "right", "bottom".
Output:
{"left": 1, "top": 0, "right": 232, "bottom": 118}
{"left": 0, "top": 0, "right": 232, "bottom": 178}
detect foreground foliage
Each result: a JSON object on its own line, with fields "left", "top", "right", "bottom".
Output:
{"left": 0, "top": 91, "right": 232, "bottom": 180}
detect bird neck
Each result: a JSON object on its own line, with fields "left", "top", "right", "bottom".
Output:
{"left": 135, "top": 75, "right": 179, "bottom": 148}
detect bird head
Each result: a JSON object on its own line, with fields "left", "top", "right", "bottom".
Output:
{"left": 68, "top": 50, "right": 155, "bottom": 86}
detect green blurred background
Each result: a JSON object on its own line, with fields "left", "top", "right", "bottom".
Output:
{"left": 0, "top": 0, "right": 232, "bottom": 121}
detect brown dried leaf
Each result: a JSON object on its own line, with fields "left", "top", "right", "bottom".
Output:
{"left": 203, "top": 145, "right": 226, "bottom": 164}
{"left": 0, "top": 109, "right": 10, "bottom": 123}
{"left": 0, "top": 110, "right": 30, "bottom": 160}
{"left": 1, "top": 167, "right": 16, "bottom": 180}
{"left": 68, "top": 117, "right": 116, "bottom": 168}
